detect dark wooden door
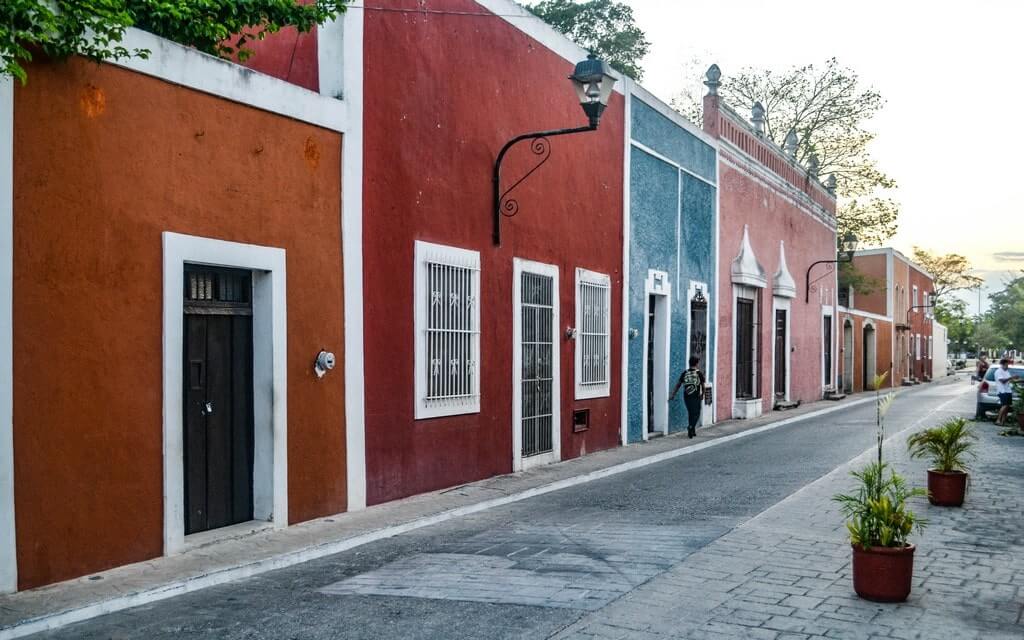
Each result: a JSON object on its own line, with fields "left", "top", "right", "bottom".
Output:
{"left": 736, "top": 298, "right": 754, "bottom": 399}
{"left": 823, "top": 316, "right": 833, "bottom": 385}
{"left": 183, "top": 267, "right": 254, "bottom": 535}
{"left": 646, "top": 295, "right": 656, "bottom": 431}
{"left": 774, "top": 309, "right": 787, "bottom": 398}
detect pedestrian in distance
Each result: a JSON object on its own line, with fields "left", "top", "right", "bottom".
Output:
{"left": 669, "top": 356, "right": 706, "bottom": 439}
{"left": 976, "top": 354, "right": 989, "bottom": 382}
{"left": 994, "top": 358, "right": 1020, "bottom": 427}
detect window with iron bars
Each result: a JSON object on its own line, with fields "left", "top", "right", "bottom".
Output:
{"left": 414, "top": 241, "right": 481, "bottom": 419}
{"left": 575, "top": 268, "right": 611, "bottom": 399}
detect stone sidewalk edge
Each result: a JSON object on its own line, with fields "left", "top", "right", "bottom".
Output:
{"left": 1, "top": 385, "right": 946, "bottom": 639}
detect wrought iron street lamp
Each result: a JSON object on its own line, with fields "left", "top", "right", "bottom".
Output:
{"left": 804, "top": 231, "right": 859, "bottom": 303}
{"left": 492, "top": 54, "right": 617, "bottom": 245}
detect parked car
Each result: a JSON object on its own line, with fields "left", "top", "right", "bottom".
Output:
{"left": 976, "top": 365, "right": 1024, "bottom": 418}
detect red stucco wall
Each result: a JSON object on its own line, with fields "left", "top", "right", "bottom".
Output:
{"left": 13, "top": 57, "right": 345, "bottom": 589}
{"left": 362, "top": 0, "right": 624, "bottom": 505}
{"left": 908, "top": 265, "right": 935, "bottom": 379}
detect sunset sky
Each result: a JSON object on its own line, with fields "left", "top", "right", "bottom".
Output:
{"left": 543, "top": 0, "right": 1024, "bottom": 310}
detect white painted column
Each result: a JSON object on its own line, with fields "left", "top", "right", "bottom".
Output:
{"left": 619, "top": 77, "right": 632, "bottom": 446}
{"left": 0, "top": 75, "right": 17, "bottom": 593}
{"left": 340, "top": 9, "right": 366, "bottom": 511}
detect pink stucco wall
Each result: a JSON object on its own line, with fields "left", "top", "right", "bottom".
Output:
{"left": 714, "top": 161, "right": 838, "bottom": 418}
{"left": 704, "top": 94, "right": 838, "bottom": 419}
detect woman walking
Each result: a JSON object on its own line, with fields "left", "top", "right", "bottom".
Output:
{"left": 670, "top": 356, "right": 706, "bottom": 438}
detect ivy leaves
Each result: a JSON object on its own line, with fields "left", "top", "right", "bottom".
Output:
{"left": 1, "top": 0, "right": 349, "bottom": 83}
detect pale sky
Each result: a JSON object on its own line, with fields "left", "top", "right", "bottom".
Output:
{"left": 539, "top": 0, "right": 1024, "bottom": 310}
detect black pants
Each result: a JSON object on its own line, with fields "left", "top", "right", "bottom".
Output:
{"left": 684, "top": 394, "right": 703, "bottom": 429}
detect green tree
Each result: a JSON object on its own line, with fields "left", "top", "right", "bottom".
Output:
{"left": 528, "top": 0, "right": 650, "bottom": 80}
{"left": 2, "top": 0, "right": 348, "bottom": 84}
{"left": 973, "top": 318, "right": 1009, "bottom": 355}
{"left": 910, "top": 247, "right": 983, "bottom": 300}
{"left": 673, "top": 59, "right": 898, "bottom": 247}
{"left": 933, "top": 297, "right": 974, "bottom": 357}
{"left": 986, "top": 273, "right": 1024, "bottom": 352}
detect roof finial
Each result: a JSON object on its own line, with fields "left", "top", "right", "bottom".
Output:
{"left": 751, "top": 102, "right": 765, "bottom": 135}
{"left": 807, "top": 153, "right": 820, "bottom": 177}
{"left": 784, "top": 130, "right": 798, "bottom": 156}
{"left": 704, "top": 64, "right": 721, "bottom": 96}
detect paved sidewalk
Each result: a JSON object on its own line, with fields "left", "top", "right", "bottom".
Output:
{"left": 549, "top": 388, "right": 1024, "bottom": 640}
{"left": 0, "top": 389, "right": 892, "bottom": 639}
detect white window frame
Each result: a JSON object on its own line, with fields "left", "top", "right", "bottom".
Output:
{"left": 912, "top": 285, "right": 919, "bottom": 312}
{"left": 414, "top": 241, "right": 481, "bottom": 420}
{"left": 575, "top": 268, "right": 612, "bottom": 400}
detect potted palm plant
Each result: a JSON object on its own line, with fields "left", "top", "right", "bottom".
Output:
{"left": 906, "top": 417, "right": 976, "bottom": 506}
{"left": 834, "top": 463, "right": 926, "bottom": 602}
{"left": 833, "top": 372, "right": 927, "bottom": 602}
{"left": 1013, "top": 381, "right": 1024, "bottom": 432}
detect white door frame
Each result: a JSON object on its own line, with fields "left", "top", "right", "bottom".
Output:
{"left": 863, "top": 320, "right": 877, "bottom": 388}
{"left": 770, "top": 296, "right": 792, "bottom": 403}
{"left": 0, "top": 77, "right": 15, "bottom": 593}
{"left": 162, "top": 232, "right": 287, "bottom": 554}
{"left": 512, "top": 258, "right": 560, "bottom": 472}
{"left": 842, "top": 318, "right": 855, "bottom": 394}
{"left": 684, "top": 280, "right": 712, "bottom": 427}
{"left": 640, "top": 270, "right": 671, "bottom": 440}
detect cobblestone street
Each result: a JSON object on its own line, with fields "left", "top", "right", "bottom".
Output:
{"left": 21, "top": 380, "right": 1023, "bottom": 639}
{"left": 552, "top": 387, "right": 1024, "bottom": 640}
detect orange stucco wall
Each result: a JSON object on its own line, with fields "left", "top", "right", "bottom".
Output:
{"left": 851, "top": 254, "right": 888, "bottom": 316}
{"left": 838, "top": 313, "right": 894, "bottom": 393}
{"left": 12, "top": 57, "right": 345, "bottom": 589}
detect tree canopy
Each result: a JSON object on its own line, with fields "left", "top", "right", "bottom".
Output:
{"left": 528, "top": 0, "right": 649, "bottom": 80}
{"left": 911, "top": 247, "right": 983, "bottom": 300}
{"left": 2, "top": 0, "right": 348, "bottom": 83}
{"left": 986, "top": 273, "right": 1024, "bottom": 352}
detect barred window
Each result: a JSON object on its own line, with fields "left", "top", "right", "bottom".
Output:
{"left": 575, "top": 268, "right": 611, "bottom": 399}
{"left": 414, "top": 241, "right": 481, "bottom": 419}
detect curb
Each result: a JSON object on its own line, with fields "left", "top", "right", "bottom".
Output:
{"left": 0, "top": 385, "right": 945, "bottom": 639}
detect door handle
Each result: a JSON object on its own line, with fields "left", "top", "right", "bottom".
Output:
{"left": 201, "top": 401, "right": 214, "bottom": 416}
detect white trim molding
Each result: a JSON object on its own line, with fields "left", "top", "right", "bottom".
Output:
{"left": 512, "top": 258, "right": 561, "bottom": 471}
{"left": 340, "top": 4, "right": 366, "bottom": 510}
{"left": 684, "top": 280, "right": 713, "bottom": 427}
{"left": 640, "top": 270, "right": 672, "bottom": 440}
{"left": 412, "top": 241, "right": 482, "bottom": 420}
{"left": 619, "top": 79, "right": 632, "bottom": 446}
{"left": 770, "top": 296, "right": 793, "bottom": 404}
{"left": 162, "top": 232, "right": 288, "bottom": 555}
{"left": 110, "top": 28, "right": 347, "bottom": 133}
{"left": 731, "top": 225, "right": 766, "bottom": 288}
{"left": 574, "top": 268, "right": 612, "bottom": 400}
{"left": 0, "top": 75, "right": 16, "bottom": 593}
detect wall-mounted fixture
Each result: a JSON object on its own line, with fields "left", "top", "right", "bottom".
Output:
{"left": 805, "top": 231, "right": 858, "bottom": 303}
{"left": 573, "top": 409, "right": 590, "bottom": 432}
{"left": 566, "top": 327, "right": 578, "bottom": 340}
{"left": 492, "top": 54, "right": 617, "bottom": 245}
{"left": 314, "top": 349, "right": 336, "bottom": 379}
{"left": 628, "top": 328, "right": 639, "bottom": 339}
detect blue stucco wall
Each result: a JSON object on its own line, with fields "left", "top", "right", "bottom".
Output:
{"left": 627, "top": 100, "right": 717, "bottom": 443}
{"left": 630, "top": 97, "right": 716, "bottom": 183}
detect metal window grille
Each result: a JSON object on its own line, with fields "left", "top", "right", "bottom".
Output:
{"left": 579, "top": 279, "right": 609, "bottom": 387}
{"left": 423, "top": 254, "right": 480, "bottom": 411}
{"left": 521, "top": 272, "right": 554, "bottom": 457}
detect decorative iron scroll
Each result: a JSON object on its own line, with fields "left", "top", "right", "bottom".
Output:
{"left": 806, "top": 261, "right": 835, "bottom": 301}
{"left": 499, "top": 137, "right": 551, "bottom": 219}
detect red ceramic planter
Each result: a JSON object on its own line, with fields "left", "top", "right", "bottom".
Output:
{"left": 851, "top": 543, "right": 915, "bottom": 602}
{"left": 927, "top": 469, "right": 967, "bottom": 507}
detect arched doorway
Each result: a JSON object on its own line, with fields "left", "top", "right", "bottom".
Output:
{"left": 843, "top": 320, "right": 854, "bottom": 394}
{"left": 863, "top": 323, "right": 876, "bottom": 390}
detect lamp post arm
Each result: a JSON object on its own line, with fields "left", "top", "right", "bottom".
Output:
{"left": 804, "top": 258, "right": 837, "bottom": 303}
{"left": 493, "top": 124, "right": 596, "bottom": 245}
